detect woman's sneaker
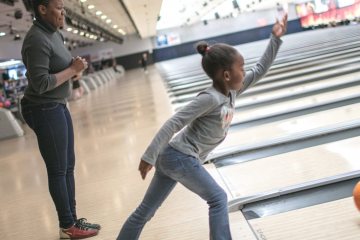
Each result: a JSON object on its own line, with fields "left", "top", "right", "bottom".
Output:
{"left": 60, "top": 223, "right": 98, "bottom": 239}
{"left": 76, "top": 218, "right": 101, "bottom": 230}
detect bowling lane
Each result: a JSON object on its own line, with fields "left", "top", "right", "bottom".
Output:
{"left": 168, "top": 47, "right": 360, "bottom": 97}
{"left": 162, "top": 34, "right": 360, "bottom": 87}
{"left": 165, "top": 44, "right": 360, "bottom": 93}
{"left": 170, "top": 62, "right": 360, "bottom": 109}
{"left": 231, "top": 79, "right": 360, "bottom": 125}
{"left": 248, "top": 197, "right": 360, "bottom": 240}
{"left": 160, "top": 24, "right": 360, "bottom": 77}
{"left": 171, "top": 64, "right": 360, "bottom": 109}
{"left": 214, "top": 93, "right": 360, "bottom": 153}
{"left": 164, "top": 43, "right": 360, "bottom": 104}
{"left": 216, "top": 136, "right": 360, "bottom": 199}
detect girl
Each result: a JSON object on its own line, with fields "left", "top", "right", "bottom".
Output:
{"left": 118, "top": 14, "right": 288, "bottom": 240}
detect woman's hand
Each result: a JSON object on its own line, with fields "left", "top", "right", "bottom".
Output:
{"left": 272, "top": 13, "right": 288, "bottom": 38}
{"left": 71, "top": 56, "right": 88, "bottom": 73}
{"left": 72, "top": 71, "right": 83, "bottom": 81}
{"left": 138, "top": 159, "right": 153, "bottom": 180}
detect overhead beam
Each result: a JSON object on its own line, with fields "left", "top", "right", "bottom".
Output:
{"left": 121, "top": 0, "right": 163, "bottom": 38}
{"left": 118, "top": 0, "right": 140, "bottom": 37}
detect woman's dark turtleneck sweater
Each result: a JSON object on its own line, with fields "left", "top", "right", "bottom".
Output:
{"left": 21, "top": 18, "right": 73, "bottom": 104}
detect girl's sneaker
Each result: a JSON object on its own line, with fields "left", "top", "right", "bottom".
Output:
{"left": 76, "top": 218, "right": 101, "bottom": 230}
{"left": 60, "top": 223, "right": 98, "bottom": 239}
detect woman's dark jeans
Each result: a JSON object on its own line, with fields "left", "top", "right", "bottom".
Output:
{"left": 21, "top": 98, "right": 76, "bottom": 228}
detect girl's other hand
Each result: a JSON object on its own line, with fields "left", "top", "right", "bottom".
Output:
{"left": 138, "top": 159, "right": 153, "bottom": 180}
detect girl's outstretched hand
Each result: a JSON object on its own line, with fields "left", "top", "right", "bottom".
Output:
{"left": 139, "top": 159, "right": 153, "bottom": 180}
{"left": 272, "top": 13, "right": 288, "bottom": 38}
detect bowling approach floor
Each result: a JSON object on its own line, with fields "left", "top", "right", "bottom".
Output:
{"left": 0, "top": 67, "right": 252, "bottom": 240}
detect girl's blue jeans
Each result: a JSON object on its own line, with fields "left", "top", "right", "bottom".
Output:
{"left": 117, "top": 145, "right": 232, "bottom": 240}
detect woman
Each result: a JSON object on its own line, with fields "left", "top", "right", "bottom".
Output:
{"left": 21, "top": 0, "right": 100, "bottom": 238}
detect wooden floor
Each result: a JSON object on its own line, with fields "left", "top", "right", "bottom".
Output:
{"left": 250, "top": 197, "right": 360, "bottom": 240}
{"left": 217, "top": 136, "right": 360, "bottom": 198}
{"left": 218, "top": 101, "right": 360, "bottom": 151}
{"left": 0, "top": 67, "right": 253, "bottom": 240}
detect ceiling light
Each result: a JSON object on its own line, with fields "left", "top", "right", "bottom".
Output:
{"left": 96, "top": 11, "right": 102, "bottom": 15}
{"left": 14, "top": 34, "right": 21, "bottom": 41}
{"left": 106, "top": 19, "right": 112, "bottom": 23}
{"left": 118, "top": 29, "right": 126, "bottom": 35}
{"left": 113, "top": 25, "right": 118, "bottom": 28}
{"left": 0, "top": 32, "right": 6, "bottom": 37}
{"left": 0, "top": 60, "right": 22, "bottom": 68}
{"left": 88, "top": 5, "right": 94, "bottom": 9}
{"left": 80, "top": 0, "right": 87, "bottom": 2}
{"left": 64, "top": 7, "right": 123, "bottom": 44}
{"left": 101, "top": 15, "right": 107, "bottom": 19}
{"left": 67, "top": 27, "right": 73, "bottom": 31}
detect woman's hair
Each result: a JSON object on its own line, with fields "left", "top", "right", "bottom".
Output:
{"left": 196, "top": 41, "right": 238, "bottom": 80}
{"left": 32, "top": 0, "right": 50, "bottom": 19}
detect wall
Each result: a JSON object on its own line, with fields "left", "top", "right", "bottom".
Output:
{"left": 0, "top": 4, "right": 300, "bottom": 68}
{"left": 0, "top": 35, "right": 24, "bottom": 60}
{"left": 67, "top": 4, "right": 300, "bottom": 66}
{"left": 112, "top": 5, "right": 301, "bottom": 69}
{"left": 0, "top": 30, "right": 152, "bottom": 60}
{"left": 70, "top": 34, "right": 153, "bottom": 59}
{"left": 152, "top": 19, "right": 303, "bottom": 62}
{"left": 154, "top": 4, "right": 298, "bottom": 48}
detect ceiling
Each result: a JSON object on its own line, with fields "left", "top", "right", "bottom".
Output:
{"left": 157, "top": 0, "right": 298, "bottom": 29}
{"left": 0, "top": 0, "right": 162, "bottom": 42}
{"left": 63, "top": 0, "right": 163, "bottom": 38}
{"left": 0, "top": 0, "right": 297, "bottom": 43}
{"left": 0, "top": 1, "right": 33, "bottom": 37}
{"left": 122, "top": 0, "right": 163, "bottom": 38}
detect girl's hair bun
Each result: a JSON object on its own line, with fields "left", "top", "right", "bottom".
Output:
{"left": 196, "top": 41, "right": 209, "bottom": 56}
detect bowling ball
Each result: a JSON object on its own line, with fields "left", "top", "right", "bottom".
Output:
{"left": 353, "top": 181, "right": 360, "bottom": 211}
{"left": 4, "top": 100, "right": 11, "bottom": 108}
